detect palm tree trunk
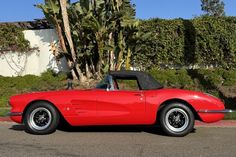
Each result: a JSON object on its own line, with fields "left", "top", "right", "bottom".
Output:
{"left": 59, "top": 0, "right": 86, "bottom": 82}
{"left": 53, "top": 18, "right": 67, "bottom": 53}
{"left": 90, "top": 57, "right": 96, "bottom": 74}
{"left": 125, "top": 47, "right": 131, "bottom": 70}
{"left": 108, "top": 32, "right": 115, "bottom": 71}
{"left": 85, "top": 58, "right": 92, "bottom": 78}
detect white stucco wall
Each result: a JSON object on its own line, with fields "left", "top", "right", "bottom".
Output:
{"left": 0, "top": 29, "right": 69, "bottom": 77}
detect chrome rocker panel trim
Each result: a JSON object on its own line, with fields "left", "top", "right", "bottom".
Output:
{"left": 8, "top": 112, "right": 23, "bottom": 116}
{"left": 198, "top": 109, "right": 235, "bottom": 113}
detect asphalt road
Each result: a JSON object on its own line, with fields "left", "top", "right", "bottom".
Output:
{"left": 0, "top": 122, "right": 236, "bottom": 157}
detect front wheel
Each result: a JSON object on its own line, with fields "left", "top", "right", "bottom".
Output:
{"left": 23, "top": 101, "right": 60, "bottom": 135}
{"left": 159, "top": 103, "right": 195, "bottom": 137}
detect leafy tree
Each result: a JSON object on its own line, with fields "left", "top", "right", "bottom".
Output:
{"left": 201, "top": 0, "right": 225, "bottom": 16}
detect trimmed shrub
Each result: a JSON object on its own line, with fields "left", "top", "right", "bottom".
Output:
{"left": 149, "top": 68, "right": 195, "bottom": 89}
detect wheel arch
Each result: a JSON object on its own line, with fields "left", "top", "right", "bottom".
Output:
{"left": 156, "top": 98, "right": 201, "bottom": 123}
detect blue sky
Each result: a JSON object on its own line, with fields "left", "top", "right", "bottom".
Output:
{"left": 0, "top": 0, "right": 235, "bottom": 22}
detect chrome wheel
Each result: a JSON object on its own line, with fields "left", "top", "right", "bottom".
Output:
{"left": 165, "top": 108, "right": 189, "bottom": 132}
{"left": 29, "top": 107, "right": 52, "bottom": 131}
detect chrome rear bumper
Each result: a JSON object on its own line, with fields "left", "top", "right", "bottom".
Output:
{"left": 198, "top": 109, "right": 234, "bottom": 113}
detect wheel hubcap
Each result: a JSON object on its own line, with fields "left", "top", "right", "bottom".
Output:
{"left": 29, "top": 107, "right": 52, "bottom": 131}
{"left": 165, "top": 108, "right": 189, "bottom": 132}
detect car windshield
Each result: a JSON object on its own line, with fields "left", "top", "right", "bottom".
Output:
{"left": 95, "top": 75, "right": 111, "bottom": 89}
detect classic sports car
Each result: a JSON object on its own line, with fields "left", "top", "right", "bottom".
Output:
{"left": 9, "top": 71, "right": 233, "bottom": 136}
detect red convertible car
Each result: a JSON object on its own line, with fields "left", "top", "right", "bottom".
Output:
{"left": 9, "top": 71, "right": 233, "bottom": 136}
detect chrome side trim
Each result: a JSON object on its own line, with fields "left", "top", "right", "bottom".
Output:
{"left": 7, "top": 112, "right": 23, "bottom": 116}
{"left": 198, "top": 109, "right": 235, "bottom": 113}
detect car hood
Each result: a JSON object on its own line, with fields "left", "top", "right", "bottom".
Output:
{"left": 11, "top": 89, "right": 93, "bottom": 98}
{"left": 9, "top": 89, "right": 96, "bottom": 105}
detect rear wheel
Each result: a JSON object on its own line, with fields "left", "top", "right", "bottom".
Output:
{"left": 24, "top": 101, "right": 60, "bottom": 135}
{"left": 159, "top": 103, "right": 194, "bottom": 137}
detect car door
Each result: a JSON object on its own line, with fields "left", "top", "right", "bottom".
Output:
{"left": 70, "top": 90, "right": 98, "bottom": 125}
{"left": 96, "top": 89, "right": 147, "bottom": 125}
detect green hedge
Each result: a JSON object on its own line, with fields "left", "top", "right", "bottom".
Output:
{"left": 0, "top": 71, "right": 67, "bottom": 108}
{"left": 149, "top": 68, "right": 236, "bottom": 115}
{"left": 149, "top": 68, "right": 236, "bottom": 92}
{"left": 149, "top": 69, "right": 196, "bottom": 90}
{"left": 134, "top": 16, "right": 236, "bottom": 69}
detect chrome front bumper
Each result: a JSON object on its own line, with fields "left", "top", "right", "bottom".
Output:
{"left": 7, "top": 112, "right": 23, "bottom": 116}
{"left": 198, "top": 109, "right": 234, "bottom": 113}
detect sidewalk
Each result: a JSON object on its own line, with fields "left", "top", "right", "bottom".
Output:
{"left": 195, "top": 120, "right": 236, "bottom": 128}
{"left": 1, "top": 117, "right": 236, "bottom": 127}
{"left": 0, "top": 117, "right": 11, "bottom": 122}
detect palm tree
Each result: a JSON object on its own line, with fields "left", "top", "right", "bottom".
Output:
{"left": 37, "top": 0, "right": 67, "bottom": 53}
{"left": 38, "top": 0, "right": 139, "bottom": 82}
{"left": 59, "top": 0, "right": 86, "bottom": 82}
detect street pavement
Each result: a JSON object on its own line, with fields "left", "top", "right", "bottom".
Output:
{"left": 0, "top": 122, "right": 236, "bottom": 157}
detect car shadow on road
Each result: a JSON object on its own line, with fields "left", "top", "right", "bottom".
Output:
{"left": 9, "top": 124, "right": 25, "bottom": 131}
{"left": 9, "top": 124, "right": 196, "bottom": 136}
{"left": 59, "top": 125, "right": 167, "bottom": 135}
{"left": 9, "top": 124, "right": 166, "bottom": 136}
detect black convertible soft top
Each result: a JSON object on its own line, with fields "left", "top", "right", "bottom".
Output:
{"left": 109, "top": 71, "right": 163, "bottom": 90}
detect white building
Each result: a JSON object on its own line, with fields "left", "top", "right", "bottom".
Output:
{"left": 0, "top": 20, "right": 69, "bottom": 77}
